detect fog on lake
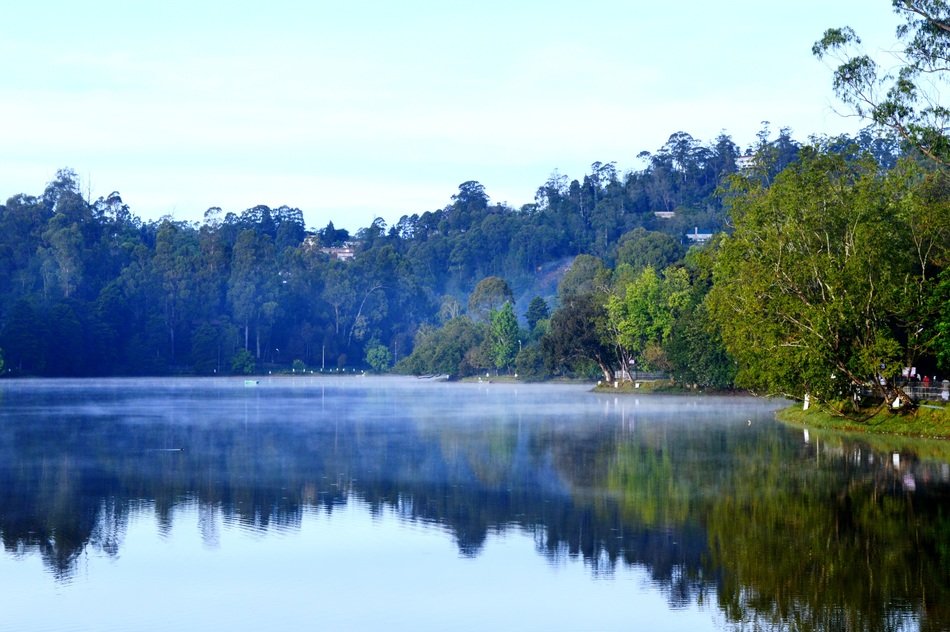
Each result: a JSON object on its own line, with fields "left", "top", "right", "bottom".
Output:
{"left": 0, "top": 377, "right": 947, "bottom": 631}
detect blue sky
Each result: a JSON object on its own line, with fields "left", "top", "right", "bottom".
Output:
{"left": 1, "top": 1, "right": 900, "bottom": 232}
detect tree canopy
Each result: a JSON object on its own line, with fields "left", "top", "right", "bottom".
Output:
{"left": 815, "top": 0, "right": 950, "bottom": 164}
{"left": 708, "top": 148, "right": 950, "bottom": 407}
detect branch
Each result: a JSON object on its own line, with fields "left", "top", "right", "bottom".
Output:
{"left": 897, "top": 1, "right": 950, "bottom": 34}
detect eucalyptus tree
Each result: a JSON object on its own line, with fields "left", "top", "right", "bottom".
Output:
{"left": 38, "top": 215, "right": 83, "bottom": 299}
{"left": 38, "top": 172, "right": 94, "bottom": 300}
{"left": 153, "top": 220, "right": 203, "bottom": 361}
{"left": 0, "top": 194, "right": 49, "bottom": 303}
{"left": 557, "top": 255, "right": 608, "bottom": 301}
{"left": 814, "top": 0, "right": 950, "bottom": 165}
{"left": 228, "top": 229, "right": 278, "bottom": 358}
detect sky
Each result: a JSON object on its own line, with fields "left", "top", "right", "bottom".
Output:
{"left": 1, "top": 1, "right": 902, "bottom": 232}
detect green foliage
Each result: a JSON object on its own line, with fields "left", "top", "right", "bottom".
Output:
{"left": 0, "top": 125, "right": 902, "bottom": 379}
{"left": 613, "top": 228, "right": 685, "bottom": 273}
{"left": 190, "top": 323, "right": 221, "bottom": 374}
{"left": 558, "top": 255, "right": 608, "bottom": 301}
{"left": 514, "top": 344, "right": 547, "bottom": 380}
{"left": 365, "top": 341, "right": 392, "bottom": 373}
{"left": 398, "top": 318, "right": 486, "bottom": 378}
{"left": 228, "top": 229, "right": 277, "bottom": 358}
{"left": 318, "top": 221, "right": 349, "bottom": 247}
{"left": 814, "top": 2, "right": 950, "bottom": 164}
{"left": 606, "top": 266, "right": 691, "bottom": 375}
{"left": 709, "top": 149, "right": 949, "bottom": 405}
{"left": 541, "top": 292, "right": 615, "bottom": 382}
{"left": 665, "top": 302, "right": 736, "bottom": 389}
{"left": 231, "top": 349, "right": 256, "bottom": 375}
{"left": 525, "top": 296, "right": 549, "bottom": 332}
{"left": 936, "top": 272, "right": 950, "bottom": 372}
{"left": 0, "top": 300, "right": 45, "bottom": 374}
{"left": 467, "top": 276, "right": 513, "bottom": 321}
{"left": 489, "top": 302, "right": 520, "bottom": 372}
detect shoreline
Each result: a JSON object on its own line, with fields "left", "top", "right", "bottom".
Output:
{"left": 775, "top": 404, "right": 950, "bottom": 441}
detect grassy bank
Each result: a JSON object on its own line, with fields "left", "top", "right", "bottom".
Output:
{"left": 776, "top": 403, "right": 950, "bottom": 440}
{"left": 591, "top": 379, "right": 743, "bottom": 395}
{"left": 592, "top": 379, "right": 674, "bottom": 394}
{"left": 458, "top": 375, "right": 593, "bottom": 385}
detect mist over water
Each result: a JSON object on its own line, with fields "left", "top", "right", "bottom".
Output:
{"left": 0, "top": 377, "right": 947, "bottom": 631}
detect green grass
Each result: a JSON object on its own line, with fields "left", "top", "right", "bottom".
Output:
{"left": 592, "top": 379, "right": 674, "bottom": 394}
{"left": 776, "top": 402, "right": 950, "bottom": 440}
{"left": 459, "top": 374, "right": 522, "bottom": 383}
{"left": 592, "top": 379, "right": 743, "bottom": 395}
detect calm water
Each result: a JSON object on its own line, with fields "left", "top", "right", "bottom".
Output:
{"left": 0, "top": 377, "right": 947, "bottom": 632}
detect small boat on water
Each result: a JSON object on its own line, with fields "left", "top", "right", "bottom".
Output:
{"left": 244, "top": 379, "right": 260, "bottom": 387}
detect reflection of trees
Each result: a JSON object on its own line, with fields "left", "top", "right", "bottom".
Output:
{"left": 606, "top": 440, "right": 691, "bottom": 528}
{"left": 0, "top": 384, "right": 948, "bottom": 630}
{"left": 706, "top": 435, "right": 950, "bottom": 632}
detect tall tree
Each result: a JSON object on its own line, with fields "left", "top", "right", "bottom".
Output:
{"left": 525, "top": 296, "right": 550, "bottom": 332}
{"left": 228, "top": 229, "right": 276, "bottom": 358}
{"left": 489, "top": 302, "right": 520, "bottom": 373}
{"left": 558, "top": 255, "right": 608, "bottom": 301}
{"left": 153, "top": 221, "right": 202, "bottom": 362}
{"left": 606, "top": 266, "right": 691, "bottom": 377}
{"left": 708, "top": 148, "right": 949, "bottom": 408}
{"left": 467, "top": 276, "right": 514, "bottom": 321}
{"left": 541, "top": 292, "right": 615, "bottom": 383}
{"left": 814, "top": 1, "right": 950, "bottom": 164}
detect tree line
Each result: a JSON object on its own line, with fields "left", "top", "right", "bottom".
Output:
{"left": 405, "top": 0, "right": 950, "bottom": 413}
{"left": 0, "top": 126, "right": 818, "bottom": 378}
{"left": 0, "top": 120, "right": 944, "bottom": 411}
{"left": 402, "top": 136, "right": 950, "bottom": 414}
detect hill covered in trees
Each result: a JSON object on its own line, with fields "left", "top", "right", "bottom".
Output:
{"left": 4, "top": 122, "right": 943, "bottom": 417}
{"left": 0, "top": 127, "right": 801, "bottom": 377}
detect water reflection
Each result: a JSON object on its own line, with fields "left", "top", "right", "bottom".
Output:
{"left": 0, "top": 378, "right": 948, "bottom": 631}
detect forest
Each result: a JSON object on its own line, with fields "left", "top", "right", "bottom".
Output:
{"left": 1, "top": 116, "right": 947, "bottom": 411}
{"left": 1, "top": 122, "right": 945, "bottom": 407}
{"left": 5, "top": 0, "right": 950, "bottom": 417}
{"left": 0, "top": 126, "right": 794, "bottom": 378}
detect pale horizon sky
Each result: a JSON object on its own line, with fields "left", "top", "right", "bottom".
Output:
{"left": 2, "top": 1, "right": 902, "bottom": 232}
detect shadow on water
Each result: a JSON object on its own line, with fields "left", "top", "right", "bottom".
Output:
{"left": 0, "top": 377, "right": 948, "bottom": 630}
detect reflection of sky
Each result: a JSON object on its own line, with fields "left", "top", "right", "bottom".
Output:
{"left": 0, "top": 500, "right": 720, "bottom": 632}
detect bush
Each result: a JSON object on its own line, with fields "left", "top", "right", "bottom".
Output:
{"left": 231, "top": 349, "right": 255, "bottom": 375}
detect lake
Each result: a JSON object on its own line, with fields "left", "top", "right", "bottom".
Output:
{"left": 0, "top": 377, "right": 947, "bottom": 631}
